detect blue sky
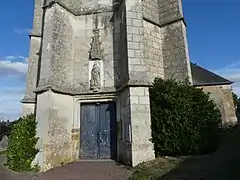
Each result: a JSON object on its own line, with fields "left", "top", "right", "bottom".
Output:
{"left": 0, "top": 1, "right": 239, "bottom": 120}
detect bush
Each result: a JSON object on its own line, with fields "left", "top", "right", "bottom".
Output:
{"left": 6, "top": 114, "right": 39, "bottom": 172}
{"left": 150, "top": 78, "right": 222, "bottom": 156}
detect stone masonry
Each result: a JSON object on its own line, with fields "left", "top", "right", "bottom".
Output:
{"left": 22, "top": 0, "right": 192, "bottom": 171}
{"left": 200, "top": 85, "right": 237, "bottom": 125}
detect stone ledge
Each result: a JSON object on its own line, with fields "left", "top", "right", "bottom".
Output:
{"left": 34, "top": 85, "right": 118, "bottom": 95}
{"left": 34, "top": 79, "right": 152, "bottom": 96}
{"left": 194, "top": 81, "right": 233, "bottom": 87}
{"left": 21, "top": 97, "right": 36, "bottom": 103}
{"left": 143, "top": 16, "right": 187, "bottom": 29}
{"left": 43, "top": 0, "right": 114, "bottom": 16}
{"left": 29, "top": 32, "right": 42, "bottom": 38}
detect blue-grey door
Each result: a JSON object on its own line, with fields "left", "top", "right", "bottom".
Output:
{"left": 80, "top": 102, "right": 117, "bottom": 160}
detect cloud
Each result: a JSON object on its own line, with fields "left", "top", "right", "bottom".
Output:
{"left": 5, "top": 55, "right": 27, "bottom": 61}
{"left": 0, "top": 60, "right": 28, "bottom": 74}
{"left": 0, "top": 56, "right": 28, "bottom": 74}
{"left": 0, "top": 79, "right": 26, "bottom": 121}
{"left": 213, "top": 60, "right": 240, "bottom": 96}
{"left": 0, "top": 56, "right": 28, "bottom": 121}
{"left": 14, "top": 28, "right": 32, "bottom": 34}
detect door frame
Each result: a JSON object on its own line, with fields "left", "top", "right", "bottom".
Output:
{"left": 78, "top": 100, "right": 117, "bottom": 160}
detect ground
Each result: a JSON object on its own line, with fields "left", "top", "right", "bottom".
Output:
{"left": 1, "top": 127, "right": 239, "bottom": 180}
{"left": 130, "top": 127, "right": 240, "bottom": 180}
{"left": 0, "top": 160, "right": 131, "bottom": 180}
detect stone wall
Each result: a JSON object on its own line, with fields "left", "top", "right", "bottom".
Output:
{"left": 71, "top": 12, "right": 115, "bottom": 91}
{"left": 36, "top": 3, "right": 116, "bottom": 94}
{"left": 161, "top": 21, "right": 192, "bottom": 82}
{"left": 159, "top": 0, "right": 192, "bottom": 82}
{"left": 199, "top": 84, "right": 237, "bottom": 125}
{"left": 34, "top": 91, "right": 74, "bottom": 171}
{"left": 32, "top": 0, "right": 44, "bottom": 36}
{"left": 117, "top": 87, "right": 155, "bottom": 166}
{"left": 37, "top": 4, "right": 74, "bottom": 92}
{"left": 143, "top": 20, "right": 164, "bottom": 82}
{"left": 23, "top": 36, "right": 41, "bottom": 103}
{"left": 26, "top": 0, "right": 194, "bottom": 171}
{"left": 22, "top": 103, "right": 36, "bottom": 117}
{"left": 117, "top": 88, "right": 132, "bottom": 165}
{"left": 143, "top": 0, "right": 159, "bottom": 24}
{"left": 129, "top": 87, "right": 155, "bottom": 166}
{"left": 125, "top": 0, "right": 150, "bottom": 85}
{"left": 22, "top": 0, "right": 44, "bottom": 112}
{"left": 117, "top": 1, "right": 129, "bottom": 86}
{"left": 158, "top": 0, "right": 183, "bottom": 25}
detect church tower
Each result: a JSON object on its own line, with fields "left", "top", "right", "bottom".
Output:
{"left": 23, "top": 0, "right": 192, "bottom": 171}
{"left": 22, "top": 0, "right": 44, "bottom": 114}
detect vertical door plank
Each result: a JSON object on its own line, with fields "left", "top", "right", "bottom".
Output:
{"left": 98, "top": 103, "right": 111, "bottom": 159}
{"left": 80, "top": 104, "right": 98, "bottom": 159}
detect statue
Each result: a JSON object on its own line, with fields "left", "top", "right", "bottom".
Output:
{"left": 90, "top": 61, "right": 100, "bottom": 91}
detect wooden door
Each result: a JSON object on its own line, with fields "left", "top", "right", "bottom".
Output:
{"left": 80, "top": 102, "right": 117, "bottom": 160}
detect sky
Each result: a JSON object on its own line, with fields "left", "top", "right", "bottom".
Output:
{"left": 0, "top": 0, "right": 240, "bottom": 121}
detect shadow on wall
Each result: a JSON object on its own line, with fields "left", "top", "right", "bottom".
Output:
{"left": 157, "top": 125, "right": 240, "bottom": 180}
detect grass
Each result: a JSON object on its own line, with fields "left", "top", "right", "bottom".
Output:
{"left": 129, "top": 156, "right": 185, "bottom": 180}
{"left": 130, "top": 126, "right": 240, "bottom": 180}
{"left": 0, "top": 150, "right": 6, "bottom": 155}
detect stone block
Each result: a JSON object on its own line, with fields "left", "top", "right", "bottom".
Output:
{"left": 130, "top": 96, "right": 139, "bottom": 105}
{"left": 128, "top": 41, "right": 140, "bottom": 50}
{"left": 130, "top": 87, "right": 145, "bottom": 96}
{"left": 131, "top": 104, "right": 150, "bottom": 113}
{"left": 138, "top": 96, "right": 150, "bottom": 105}
{"left": 132, "top": 149, "right": 155, "bottom": 166}
{"left": 22, "top": 103, "right": 36, "bottom": 116}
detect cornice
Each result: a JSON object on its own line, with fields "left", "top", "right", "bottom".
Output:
{"left": 43, "top": 0, "right": 113, "bottom": 16}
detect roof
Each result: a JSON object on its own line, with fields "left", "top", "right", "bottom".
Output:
{"left": 190, "top": 62, "right": 233, "bottom": 86}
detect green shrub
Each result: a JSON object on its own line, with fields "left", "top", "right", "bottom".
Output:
{"left": 150, "top": 78, "right": 222, "bottom": 156}
{"left": 6, "top": 114, "right": 39, "bottom": 172}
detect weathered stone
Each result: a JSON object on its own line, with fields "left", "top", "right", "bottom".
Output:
{"left": 198, "top": 85, "right": 238, "bottom": 125}
{"left": 22, "top": 0, "right": 236, "bottom": 173}
{"left": 22, "top": 0, "right": 192, "bottom": 171}
{"left": 161, "top": 20, "right": 192, "bottom": 82}
{"left": 143, "top": 0, "right": 159, "bottom": 24}
{"left": 45, "top": 0, "right": 114, "bottom": 15}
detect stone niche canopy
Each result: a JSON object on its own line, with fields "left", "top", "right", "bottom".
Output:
{"left": 89, "top": 27, "right": 104, "bottom": 61}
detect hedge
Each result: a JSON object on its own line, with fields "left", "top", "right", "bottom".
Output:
{"left": 150, "top": 78, "right": 222, "bottom": 156}
{"left": 6, "top": 114, "right": 39, "bottom": 172}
